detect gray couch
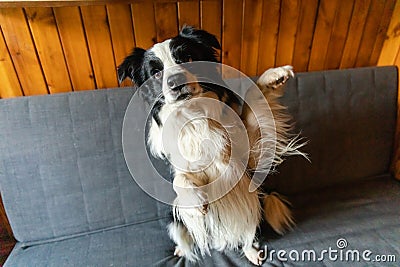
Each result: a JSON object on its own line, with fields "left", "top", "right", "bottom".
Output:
{"left": 0, "top": 66, "right": 399, "bottom": 266}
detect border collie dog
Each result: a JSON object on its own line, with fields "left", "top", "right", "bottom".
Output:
{"left": 118, "top": 26, "right": 305, "bottom": 265}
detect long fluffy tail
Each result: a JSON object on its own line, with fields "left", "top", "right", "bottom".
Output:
{"left": 263, "top": 192, "right": 294, "bottom": 234}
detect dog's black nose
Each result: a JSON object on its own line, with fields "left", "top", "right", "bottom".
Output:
{"left": 167, "top": 73, "right": 186, "bottom": 90}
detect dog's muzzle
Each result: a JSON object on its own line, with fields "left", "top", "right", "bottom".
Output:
{"left": 167, "top": 73, "right": 187, "bottom": 92}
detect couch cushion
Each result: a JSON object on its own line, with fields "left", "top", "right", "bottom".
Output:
{"left": 155, "top": 176, "right": 400, "bottom": 267}
{"left": 4, "top": 218, "right": 173, "bottom": 267}
{"left": 5, "top": 176, "right": 398, "bottom": 267}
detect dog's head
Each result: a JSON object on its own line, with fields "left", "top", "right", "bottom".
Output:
{"left": 118, "top": 26, "right": 221, "bottom": 104}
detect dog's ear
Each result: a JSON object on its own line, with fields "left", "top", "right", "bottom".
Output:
{"left": 117, "top": 47, "right": 146, "bottom": 84}
{"left": 179, "top": 25, "right": 221, "bottom": 50}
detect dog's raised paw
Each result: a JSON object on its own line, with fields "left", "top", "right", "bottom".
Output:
{"left": 257, "top": 65, "right": 294, "bottom": 89}
{"left": 243, "top": 247, "right": 263, "bottom": 266}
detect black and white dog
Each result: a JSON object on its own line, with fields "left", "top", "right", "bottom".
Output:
{"left": 118, "top": 26, "right": 305, "bottom": 265}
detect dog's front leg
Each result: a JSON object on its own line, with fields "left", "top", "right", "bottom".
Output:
{"left": 173, "top": 173, "right": 209, "bottom": 216}
{"left": 168, "top": 220, "right": 198, "bottom": 262}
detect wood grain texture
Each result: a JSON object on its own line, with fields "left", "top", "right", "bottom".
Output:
{"left": 81, "top": 5, "right": 118, "bottom": 88}
{"left": 131, "top": 2, "right": 157, "bottom": 49}
{"left": 323, "top": 0, "right": 355, "bottom": 70}
{"left": 257, "top": 0, "right": 280, "bottom": 74}
{"left": 308, "top": 0, "right": 340, "bottom": 71}
{"left": 53, "top": 6, "right": 95, "bottom": 91}
{"left": 154, "top": 2, "right": 178, "bottom": 42}
{"left": 222, "top": 0, "right": 243, "bottom": 72}
{"left": 0, "top": 8, "right": 48, "bottom": 95}
{"left": 200, "top": 0, "right": 222, "bottom": 45}
{"left": 0, "top": 1, "right": 398, "bottom": 99}
{"left": 339, "top": 0, "right": 371, "bottom": 69}
{"left": 178, "top": 1, "right": 200, "bottom": 29}
{"left": 376, "top": 0, "right": 399, "bottom": 66}
{"left": 0, "top": 29, "right": 23, "bottom": 98}
{"left": 370, "top": 0, "right": 396, "bottom": 65}
{"left": 107, "top": 3, "right": 135, "bottom": 87}
{"left": 25, "top": 7, "right": 72, "bottom": 93}
{"left": 292, "top": 0, "right": 318, "bottom": 72}
{"left": 354, "top": 0, "right": 387, "bottom": 67}
{"left": 275, "top": 0, "right": 300, "bottom": 67}
{"left": 240, "top": 0, "right": 263, "bottom": 76}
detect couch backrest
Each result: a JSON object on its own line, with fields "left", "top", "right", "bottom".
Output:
{"left": 0, "top": 66, "right": 397, "bottom": 244}
{"left": 0, "top": 89, "right": 171, "bottom": 245}
{"left": 267, "top": 66, "right": 398, "bottom": 195}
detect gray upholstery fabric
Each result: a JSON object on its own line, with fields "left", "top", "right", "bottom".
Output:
{"left": 0, "top": 66, "right": 399, "bottom": 266}
{"left": 267, "top": 66, "right": 398, "bottom": 194}
{"left": 5, "top": 178, "right": 400, "bottom": 267}
{"left": 0, "top": 89, "right": 170, "bottom": 244}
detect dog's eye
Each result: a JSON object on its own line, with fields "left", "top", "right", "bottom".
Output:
{"left": 151, "top": 69, "right": 162, "bottom": 79}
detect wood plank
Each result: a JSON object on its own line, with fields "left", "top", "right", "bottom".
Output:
{"left": 308, "top": 0, "right": 340, "bottom": 71}
{"left": 257, "top": 0, "right": 280, "bottom": 74}
{"left": 107, "top": 3, "right": 135, "bottom": 87}
{"left": 0, "top": 8, "right": 48, "bottom": 95}
{"left": 80, "top": 5, "right": 118, "bottom": 89}
{"left": 354, "top": 0, "right": 386, "bottom": 67}
{"left": 154, "top": 2, "right": 179, "bottom": 42}
{"left": 339, "top": 0, "right": 371, "bottom": 69}
{"left": 323, "top": 0, "right": 355, "bottom": 70}
{"left": 25, "top": 7, "right": 72, "bottom": 94}
{"left": 292, "top": 0, "right": 318, "bottom": 72}
{"left": 53, "top": 6, "right": 95, "bottom": 91}
{"left": 370, "top": 1, "right": 400, "bottom": 65}
{"left": 275, "top": 0, "right": 300, "bottom": 67}
{"left": 200, "top": 0, "right": 222, "bottom": 46}
{"left": 0, "top": 29, "right": 23, "bottom": 98}
{"left": 240, "top": 0, "right": 263, "bottom": 76}
{"left": 178, "top": 1, "right": 200, "bottom": 29}
{"left": 131, "top": 2, "right": 157, "bottom": 49}
{"left": 0, "top": 0, "right": 150, "bottom": 8}
{"left": 222, "top": 0, "right": 243, "bottom": 72}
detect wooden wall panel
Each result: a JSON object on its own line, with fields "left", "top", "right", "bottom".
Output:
{"left": 25, "top": 7, "right": 72, "bottom": 94}
{"left": 291, "top": 0, "right": 318, "bottom": 72}
{"left": 154, "top": 2, "right": 178, "bottom": 42}
{"left": 370, "top": 0, "right": 397, "bottom": 65}
{"left": 339, "top": 0, "right": 371, "bottom": 69}
{"left": 222, "top": 0, "right": 243, "bottom": 72}
{"left": 107, "top": 3, "right": 135, "bottom": 87}
{"left": 240, "top": 0, "right": 262, "bottom": 77}
{"left": 323, "top": 0, "right": 354, "bottom": 70}
{"left": 81, "top": 5, "right": 118, "bottom": 88}
{"left": 257, "top": 0, "right": 280, "bottom": 74}
{"left": 178, "top": 1, "right": 200, "bottom": 29}
{"left": 131, "top": 2, "right": 156, "bottom": 49}
{"left": 53, "top": 6, "right": 95, "bottom": 91}
{"left": 275, "top": 0, "right": 300, "bottom": 67}
{"left": 0, "top": 0, "right": 398, "bottom": 98}
{"left": 0, "top": 29, "right": 23, "bottom": 98}
{"left": 308, "top": 0, "right": 340, "bottom": 71}
{"left": 0, "top": 8, "right": 48, "bottom": 95}
{"left": 200, "top": 0, "right": 222, "bottom": 46}
{"left": 355, "top": 0, "right": 388, "bottom": 67}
